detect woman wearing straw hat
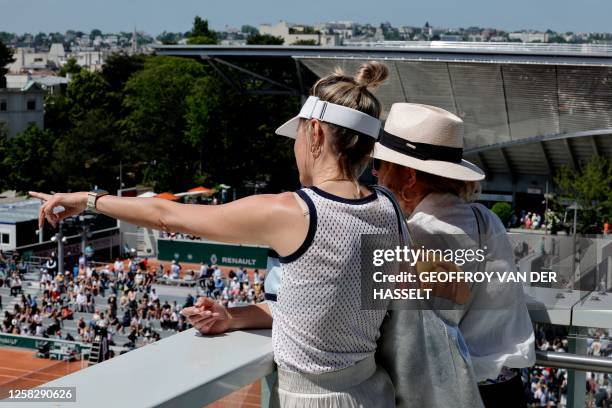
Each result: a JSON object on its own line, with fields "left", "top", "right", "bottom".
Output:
{"left": 373, "top": 103, "right": 535, "bottom": 408}
{"left": 31, "top": 62, "right": 402, "bottom": 407}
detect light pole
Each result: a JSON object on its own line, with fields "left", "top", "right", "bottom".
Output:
{"left": 543, "top": 181, "right": 551, "bottom": 236}
{"left": 77, "top": 214, "right": 96, "bottom": 262}
{"left": 50, "top": 221, "right": 67, "bottom": 276}
{"left": 568, "top": 202, "right": 580, "bottom": 290}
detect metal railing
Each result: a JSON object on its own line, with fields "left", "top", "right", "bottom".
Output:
{"left": 535, "top": 350, "right": 612, "bottom": 374}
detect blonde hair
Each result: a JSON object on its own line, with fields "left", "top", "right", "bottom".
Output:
{"left": 306, "top": 61, "right": 388, "bottom": 179}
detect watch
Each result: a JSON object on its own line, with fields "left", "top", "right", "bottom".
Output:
{"left": 86, "top": 189, "right": 109, "bottom": 213}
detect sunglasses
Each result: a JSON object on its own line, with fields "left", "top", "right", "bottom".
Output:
{"left": 372, "top": 158, "right": 382, "bottom": 171}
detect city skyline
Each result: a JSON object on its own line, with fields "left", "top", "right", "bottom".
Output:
{"left": 2, "top": 0, "right": 611, "bottom": 35}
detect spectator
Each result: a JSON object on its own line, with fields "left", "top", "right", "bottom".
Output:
{"left": 170, "top": 260, "right": 180, "bottom": 279}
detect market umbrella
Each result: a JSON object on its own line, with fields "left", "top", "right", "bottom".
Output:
{"left": 188, "top": 186, "right": 216, "bottom": 194}
{"left": 154, "top": 192, "right": 180, "bottom": 201}
{"left": 175, "top": 186, "right": 217, "bottom": 197}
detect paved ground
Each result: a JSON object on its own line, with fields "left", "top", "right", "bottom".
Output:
{"left": 0, "top": 348, "right": 82, "bottom": 399}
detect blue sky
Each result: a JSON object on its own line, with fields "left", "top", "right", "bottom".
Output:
{"left": 0, "top": 0, "right": 608, "bottom": 35}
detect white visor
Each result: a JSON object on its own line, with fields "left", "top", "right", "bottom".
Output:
{"left": 275, "top": 96, "right": 381, "bottom": 139}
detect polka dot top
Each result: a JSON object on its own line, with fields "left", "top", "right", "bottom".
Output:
{"left": 270, "top": 186, "right": 400, "bottom": 374}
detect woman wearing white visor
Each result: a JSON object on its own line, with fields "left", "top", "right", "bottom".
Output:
{"left": 31, "top": 62, "right": 402, "bottom": 407}
{"left": 373, "top": 103, "right": 535, "bottom": 408}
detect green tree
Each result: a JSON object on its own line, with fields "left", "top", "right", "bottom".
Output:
{"left": 0, "top": 32, "right": 13, "bottom": 44}
{"left": 491, "top": 202, "right": 512, "bottom": 225}
{"left": 0, "top": 40, "right": 15, "bottom": 87}
{"left": 241, "top": 25, "right": 259, "bottom": 36}
{"left": 293, "top": 39, "right": 318, "bottom": 45}
{"left": 184, "top": 65, "right": 298, "bottom": 193}
{"left": 187, "top": 16, "right": 217, "bottom": 45}
{"left": 0, "top": 124, "right": 9, "bottom": 191}
{"left": 122, "top": 56, "right": 207, "bottom": 191}
{"left": 90, "top": 29, "right": 102, "bottom": 40}
{"left": 157, "top": 31, "right": 181, "bottom": 45}
{"left": 64, "top": 70, "right": 110, "bottom": 120}
{"left": 184, "top": 76, "right": 222, "bottom": 184}
{"left": 554, "top": 155, "right": 612, "bottom": 234}
{"left": 58, "top": 57, "right": 83, "bottom": 77}
{"left": 548, "top": 35, "right": 567, "bottom": 44}
{"left": 44, "top": 57, "right": 143, "bottom": 193}
{"left": 246, "top": 34, "right": 284, "bottom": 45}
{"left": 101, "top": 54, "right": 145, "bottom": 91}
{"left": 51, "top": 109, "right": 119, "bottom": 191}
{"left": 49, "top": 32, "right": 65, "bottom": 44}
{"left": 2, "top": 125, "right": 56, "bottom": 193}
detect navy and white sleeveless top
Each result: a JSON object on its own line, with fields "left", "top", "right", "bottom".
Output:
{"left": 269, "top": 186, "right": 400, "bottom": 374}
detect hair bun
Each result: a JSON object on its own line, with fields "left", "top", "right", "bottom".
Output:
{"left": 354, "top": 61, "right": 388, "bottom": 90}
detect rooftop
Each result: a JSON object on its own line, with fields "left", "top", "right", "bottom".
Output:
{"left": 155, "top": 43, "right": 612, "bottom": 176}
{"left": 0, "top": 199, "right": 40, "bottom": 224}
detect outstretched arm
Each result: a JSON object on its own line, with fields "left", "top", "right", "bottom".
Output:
{"left": 29, "top": 191, "right": 305, "bottom": 252}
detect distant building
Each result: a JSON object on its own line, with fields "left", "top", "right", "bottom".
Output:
{"left": 0, "top": 194, "right": 119, "bottom": 254}
{"left": 48, "top": 43, "right": 66, "bottom": 66}
{"left": 259, "top": 21, "right": 339, "bottom": 45}
{"left": 398, "top": 26, "right": 416, "bottom": 40}
{"left": 70, "top": 51, "right": 105, "bottom": 71}
{"left": 0, "top": 79, "right": 45, "bottom": 138}
{"left": 0, "top": 198, "right": 41, "bottom": 251}
{"left": 440, "top": 34, "right": 464, "bottom": 41}
{"left": 6, "top": 74, "right": 68, "bottom": 95}
{"left": 7, "top": 48, "right": 50, "bottom": 73}
{"left": 509, "top": 31, "right": 549, "bottom": 43}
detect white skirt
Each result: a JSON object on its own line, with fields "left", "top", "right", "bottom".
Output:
{"left": 270, "top": 355, "right": 395, "bottom": 408}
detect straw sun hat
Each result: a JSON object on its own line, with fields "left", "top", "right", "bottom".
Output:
{"left": 372, "top": 103, "right": 485, "bottom": 181}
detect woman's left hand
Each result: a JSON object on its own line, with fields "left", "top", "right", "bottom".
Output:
{"left": 29, "top": 191, "right": 88, "bottom": 229}
{"left": 181, "top": 297, "right": 233, "bottom": 335}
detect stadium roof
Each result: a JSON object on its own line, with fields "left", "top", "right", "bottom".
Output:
{"left": 0, "top": 199, "right": 40, "bottom": 224}
{"left": 155, "top": 43, "right": 612, "bottom": 176}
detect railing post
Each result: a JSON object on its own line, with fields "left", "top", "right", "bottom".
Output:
{"left": 260, "top": 369, "right": 277, "bottom": 408}
{"left": 566, "top": 326, "right": 586, "bottom": 408}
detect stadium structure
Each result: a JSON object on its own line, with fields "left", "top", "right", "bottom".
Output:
{"left": 155, "top": 42, "right": 612, "bottom": 212}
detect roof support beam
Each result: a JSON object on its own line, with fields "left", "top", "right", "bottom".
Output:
{"left": 538, "top": 142, "right": 554, "bottom": 175}
{"left": 499, "top": 65, "right": 513, "bottom": 140}
{"left": 212, "top": 57, "right": 298, "bottom": 94}
{"left": 500, "top": 147, "right": 514, "bottom": 178}
{"left": 202, "top": 56, "right": 240, "bottom": 92}
{"left": 477, "top": 152, "right": 490, "bottom": 175}
{"left": 562, "top": 138, "right": 578, "bottom": 170}
{"left": 590, "top": 136, "right": 601, "bottom": 156}
{"left": 446, "top": 62, "right": 459, "bottom": 115}
{"left": 394, "top": 62, "right": 409, "bottom": 103}
{"left": 294, "top": 59, "right": 306, "bottom": 97}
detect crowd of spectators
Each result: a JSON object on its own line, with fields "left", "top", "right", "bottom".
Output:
{"left": 508, "top": 210, "right": 545, "bottom": 230}
{"left": 0, "top": 250, "right": 266, "bottom": 351}
{"left": 0, "top": 250, "right": 28, "bottom": 297}
{"left": 158, "top": 231, "right": 204, "bottom": 241}
{"left": 528, "top": 324, "right": 612, "bottom": 406}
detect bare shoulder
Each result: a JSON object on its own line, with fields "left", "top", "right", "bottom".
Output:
{"left": 258, "top": 192, "right": 303, "bottom": 218}
{"left": 229, "top": 192, "right": 303, "bottom": 221}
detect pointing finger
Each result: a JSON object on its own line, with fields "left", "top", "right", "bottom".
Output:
{"left": 29, "top": 191, "right": 53, "bottom": 201}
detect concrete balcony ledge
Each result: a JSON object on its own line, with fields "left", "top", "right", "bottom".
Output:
{"left": 0, "top": 328, "right": 274, "bottom": 408}
{"left": 2, "top": 287, "right": 612, "bottom": 407}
